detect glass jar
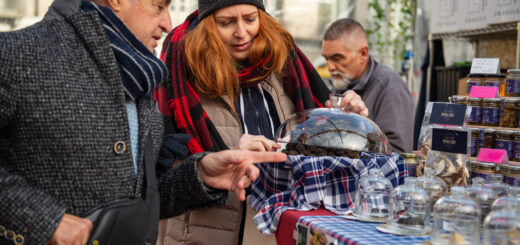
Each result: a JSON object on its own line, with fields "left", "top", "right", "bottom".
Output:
{"left": 496, "top": 129, "right": 515, "bottom": 160}
{"left": 467, "top": 97, "right": 482, "bottom": 126}
{"left": 482, "top": 98, "right": 501, "bottom": 126}
{"left": 483, "top": 200, "right": 520, "bottom": 245}
{"left": 483, "top": 128, "right": 496, "bottom": 149}
{"left": 484, "top": 174, "right": 511, "bottom": 197}
{"left": 354, "top": 168, "right": 393, "bottom": 222}
{"left": 468, "top": 127, "right": 481, "bottom": 157}
{"left": 466, "top": 74, "right": 485, "bottom": 96}
{"left": 484, "top": 74, "right": 506, "bottom": 97}
{"left": 401, "top": 153, "right": 419, "bottom": 177}
{"left": 503, "top": 164, "right": 520, "bottom": 187}
{"left": 417, "top": 168, "right": 448, "bottom": 213}
{"left": 467, "top": 160, "right": 497, "bottom": 183}
{"left": 500, "top": 98, "right": 518, "bottom": 128}
{"left": 387, "top": 177, "right": 431, "bottom": 234}
{"left": 514, "top": 131, "right": 520, "bottom": 161}
{"left": 465, "top": 177, "right": 498, "bottom": 224}
{"left": 505, "top": 68, "right": 520, "bottom": 97}
{"left": 432, "top": 186, "right": 481, "bottom": 245}
{"left": 451, "top": 95, "right": 468, "bottom": 105}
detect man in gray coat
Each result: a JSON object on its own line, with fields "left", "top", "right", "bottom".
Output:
{"left": 321, "top": 18, "right": 414, "bottom": 153}
{"left": 0, "top": 0, "right": 286, "bottom": 244}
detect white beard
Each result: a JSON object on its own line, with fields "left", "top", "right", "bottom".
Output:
{"left": 330, "top": 71, "right": 353, "bottom": 91}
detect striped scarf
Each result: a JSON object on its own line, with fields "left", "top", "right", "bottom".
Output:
{"left": 156, "top": 11, "right": 330, "bottom": 154}
{"left": 81, "top": 1, "right": 167, "bottom": 101}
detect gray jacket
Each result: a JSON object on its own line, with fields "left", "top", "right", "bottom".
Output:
{"left": 0, "top": 0, "right": 225, "bottom": 244}
{"left": 350, "top": 57, "right": 414, "bottom": 153}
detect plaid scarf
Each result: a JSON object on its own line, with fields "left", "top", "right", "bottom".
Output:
{"left": 156, "top": 11, "right": 329, "bottom": 153}
{"left": 81, "top": 1, "right": 167, "bottom": 101}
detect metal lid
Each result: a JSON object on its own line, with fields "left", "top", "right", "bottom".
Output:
{"left": 507, "top": 69, "right": 520, "bottom": 74}
{"left": 486, "top": 74, "right": 506, "bottom": 78}
{"left": 468, "top": 73, "right": 486, "bottom": 78}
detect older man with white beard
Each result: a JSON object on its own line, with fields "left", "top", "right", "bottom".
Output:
{"left": 321, "top": 18, "right": 414, "bottom": 153}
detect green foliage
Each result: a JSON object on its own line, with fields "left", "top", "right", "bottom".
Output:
{"left": 366, "top": 0, "right": 415, "bottom": 61}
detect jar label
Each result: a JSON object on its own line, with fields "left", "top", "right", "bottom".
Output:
{"left": 495, "top": 139, "right": 514, "bottom": 159}
{"left": 514, "top": 141, "right": 520, "bottom": 161}
{"left": 503, "top": 175, "right": 520, "bottom": 186}
{"left": 506, "top": 78, "right": 515, "bottom": 94}
{"left": 469, "top": 106, "right": 482, "bottom": 123}
{"left": 482, "top": 107, "right": 500, "bottom": 124}
{"left": 483, "top": 81, "right": 500, "bottom": 87}
{"left": 467, "top": 81, "right": 480, "bottom": 94}
{"left": 470, "top": 136, "right": 478, "bottom": 156}
{"left": 511, "top": 78, "right": 520, "bottom": 94}
{"left": 407, "top": 163, "right": 417, "bottom": 177}
{"left": 469, "top": 171, "right": 494, "bottom": 183}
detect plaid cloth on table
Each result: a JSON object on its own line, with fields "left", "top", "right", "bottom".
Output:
{"left": 251, "top": 152, "right": 408, "bottom": 234}
{"left": 298, "top": 216, "right": 430, "bottom": 244}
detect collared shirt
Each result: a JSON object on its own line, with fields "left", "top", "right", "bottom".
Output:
{"left": 349, "top": 57, "right": 414, "bottom": 153}
{"left": 250, "top": 152, "right": 407, "bottom": 234}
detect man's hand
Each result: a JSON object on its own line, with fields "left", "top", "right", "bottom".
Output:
{"left": 48, "top": 214, "right": 93, "bottom": 245}
{"left": 238, "top": 134, "right": 280, "bottom": 152}
{"left": 326, "top": 90, "right": 369, "bottom": 117}
{"left": 197, "top": 150, "right": 287, "bottom": 201}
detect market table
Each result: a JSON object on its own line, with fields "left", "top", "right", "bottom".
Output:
{"left": 274, "top": 208, "right": 430, "bottom": 245}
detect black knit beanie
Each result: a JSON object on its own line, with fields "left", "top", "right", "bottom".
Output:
{"left": 198, "top": 0, "right": 265, "bottom": 21}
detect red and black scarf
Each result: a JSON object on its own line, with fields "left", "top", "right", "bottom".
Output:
{"left": 155, "top": 10, "right": 329, "bottom": 154}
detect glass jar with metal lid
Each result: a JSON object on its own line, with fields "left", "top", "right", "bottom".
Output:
{"left": 505, "top": 69, "right": 520, "bottom": 97}
{"left": 466, "top": 74, "right": 485, "bottom": 96}
{"left": 502, "top": 164, "right": 520, "bottom": 187}
{"left": 514, "top": 131, "right": 520, "bottom": 161}
{"left": 484, "top": 74, "right": 506, "bottom": 97}
{"left": 499, "top": 98, "right": 518, "bottom": 128}
{"left": 467, "top": 160, "right": 497, "bottom": 183}
{"left": 468, "top": 97, "right": 482, "bottom": 126}
{"left": 496, "top": 129, "right": 515, "bottom": 160}
{"left": 482, "top": 98, "right": 501, "bottom": 126}
{"left": 468, "top": 128, "right": 481, "bottom": 157}
{"left": 401, "top": 153, "right": 419, "bottom": 177}
{"left": 450, "top": 95, "right": 468, "bottom": 105}
{"left": 483, "top": 128, "right": 497, "bottom": 149}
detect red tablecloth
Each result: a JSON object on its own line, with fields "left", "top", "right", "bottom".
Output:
{"left": 275, "top": 207, "right": 335, "bottom": 245}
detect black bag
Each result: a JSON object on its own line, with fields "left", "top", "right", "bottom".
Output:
{"left": 84, "top": 134, "right": 159, "bottom": 245}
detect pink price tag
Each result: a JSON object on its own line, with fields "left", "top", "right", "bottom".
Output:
{"left": 469, "top": 86, "right": 499, "bottom": 98}
{"left": 477, "top": 148, "right": 509, "bottom": 164}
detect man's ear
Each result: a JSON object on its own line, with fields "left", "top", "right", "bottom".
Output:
{"left": 359, "top": 46, "right": 369, "bottom": 63}
{"left": 105, "top": 0, "right": 123, "bottom": 12}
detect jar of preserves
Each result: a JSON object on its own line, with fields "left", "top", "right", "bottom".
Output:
{"left": 401, "top": 153, "right": 419, "bottom": 177}
{"left": 495, "top": 130, "right": 515, "bottom": 160}
{"left": 482, "top": 98, "right": 501, "bottom": 126}
{"left": 499, "top": 98, "right": 518, "bottom": 128}
{"left": 466, "top": 74, "right": 485, "bottom": 96}
{"left": 514, "top": 131, "right": 520, "bottom": 161}
{"left": 450, "top": 95, "right": 468, "bottom": 105}
{"left": 502, "top": 164, "right": 520, "bottom": 187}
{"left": 505, "top": 69, "right": 520, "bottom": 97}
{"left": 467, "top": 160, "right": 497, "bottom": 183}
{"left": 469, "top": 127, "right": 481, "bottom": 157}
{"left": 468, "top": 97, "right": 482, "bottom": 126}
{"left": 484, "top": 74, "right": 506, "bottom": 97}
{"left": 483, "top": 128, "right": 497, "bottom": 149}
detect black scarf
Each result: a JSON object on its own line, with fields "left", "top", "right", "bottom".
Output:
{"left": 81, "top": 1, "right": 167, "bottom": 100}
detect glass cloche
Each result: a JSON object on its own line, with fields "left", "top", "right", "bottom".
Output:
{"left": 354, "top": 168, "right": 393, "bottom": 222}
{"left": 483, "top": 201, "right": 520, "bottom": 245}
{"left": 387, "top": 177, "right": 431, "bottom": 235}
{"left": 492, "top": 186, "right": 520, "bottom": 212}
{"left": 417, "top": 168, "right": 448, "bottom": 212}
{"left": 276, "top": 108, "right": 391, "bottom": 157}
{"left": 432, "top": 186, "right": 481, "bottom": 245}
{"left": 484, "top": 174, "right": 510, "bottom": 197}
{"left": 465, "top": 177, "right": 498, "bottom": 224}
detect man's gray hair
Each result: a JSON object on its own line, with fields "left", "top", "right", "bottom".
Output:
{"left": 323, "top": 18, "right": 366, "bottom": 41}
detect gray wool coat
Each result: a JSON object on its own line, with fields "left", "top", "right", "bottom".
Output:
{"left": 0, "top": 0, "right": 227, "bottom": 244}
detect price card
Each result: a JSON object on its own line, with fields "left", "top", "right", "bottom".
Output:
{"left": 469, "top": 58, "right": 500, "bottom": 74}
{"left": 477, "top": 148, "right": 509, "bottom": 164}
{"left": 469, "top": 86, "right": 499, "bottom": 98}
